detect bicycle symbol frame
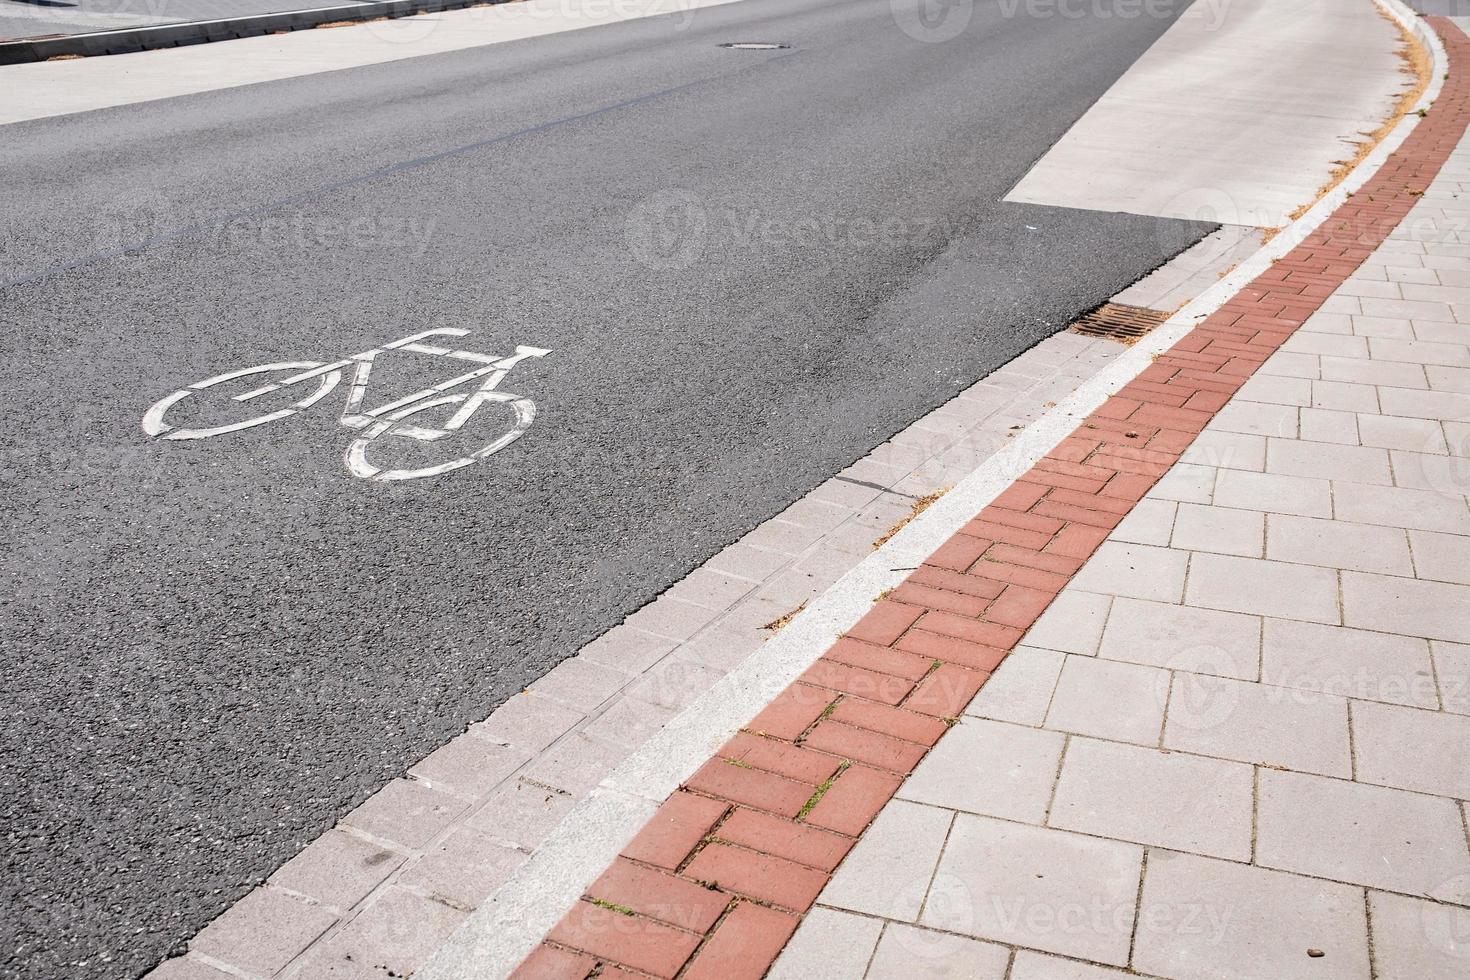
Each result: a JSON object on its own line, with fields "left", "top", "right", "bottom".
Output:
{"left": 142, "top": 328, "right": 550, "bottom": 482}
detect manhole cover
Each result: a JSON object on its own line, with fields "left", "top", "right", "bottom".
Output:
{"left": 718, "top": 42, "right": 790, "bottom": 49}
{"left": 1069, "top": 303, "right": 1171, "bottom": 344}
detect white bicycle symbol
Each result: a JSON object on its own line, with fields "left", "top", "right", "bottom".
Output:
{"left": 142, "top": 328, "right": 550, "bottom": 482}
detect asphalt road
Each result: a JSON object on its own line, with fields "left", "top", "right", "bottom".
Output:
{"left": 0, "top": 0, "right": 1211, "bottom": 976}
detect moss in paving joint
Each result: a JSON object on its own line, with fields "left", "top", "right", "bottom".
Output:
{"left": 724, "top": 757, "right": 753, "bottom": 769}
{"left": 796, "top": 760, "right": 851, "bottom": 820}
{"left": 589, "top": 898, "right": 637, "bottom": 917}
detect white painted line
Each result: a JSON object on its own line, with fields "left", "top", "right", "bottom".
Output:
{"left": 417, "top": 7, "right": 1445, "bottom": 975}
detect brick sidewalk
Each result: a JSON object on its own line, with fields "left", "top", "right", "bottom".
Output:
{"left": 515, "top": 14, "right": 1470, "bottom": 980}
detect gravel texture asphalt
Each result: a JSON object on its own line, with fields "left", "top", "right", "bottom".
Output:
{"left": 0, "top": 0, "right": 1211, "bottom": 975}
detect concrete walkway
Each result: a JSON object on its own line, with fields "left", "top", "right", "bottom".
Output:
{"left": 1007, "top": 0, "right": 1409, "bottom": 229}
{"left": 496, "top": 12, "right": 1470, "bottom": 980}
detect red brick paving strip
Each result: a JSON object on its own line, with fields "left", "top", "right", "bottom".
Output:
{"left": 513, "top": 20, "right": 1470, "bottom": 978}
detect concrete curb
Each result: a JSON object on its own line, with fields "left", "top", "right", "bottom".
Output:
{"left": 418, "top": 4, "right": 1448, "bottom": 977}
{"left": 0, "top": 0, "right": 510, "bottom": 65}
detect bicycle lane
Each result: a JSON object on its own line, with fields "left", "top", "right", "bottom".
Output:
{"left": 0, "top": 1, "right": 1213, "bottom": 977}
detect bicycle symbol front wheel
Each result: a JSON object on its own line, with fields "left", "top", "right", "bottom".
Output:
{"left": 345, "top": 390, "right": 537, "bottom": 482}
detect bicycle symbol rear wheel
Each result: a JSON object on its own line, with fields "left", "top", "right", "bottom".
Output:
{"left": 142, "top": 362, "right": 343, "bottom": 440}
{"left": 345, "top": 390, "right": 537, "bottom": 482}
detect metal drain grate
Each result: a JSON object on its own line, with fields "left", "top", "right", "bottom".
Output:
{"left": 718, "top": 42, "right": 790, "bottom": 49}
{"left": 1068, "top": 303, "right": 1171, "bottom": 344}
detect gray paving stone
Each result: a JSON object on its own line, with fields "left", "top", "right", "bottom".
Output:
{"left": 769, "top": 908, "right": 883, "bottom": 980}
{"left": 1133, "top": 852, "right": 1369, "bottom": 980}
{"left": 705, "top": 541, "right": 795, "bottom": 582}
{"left": 464, "top": 778, "right": 576, "bottom": 850}
{"left": 1212, "top": 401, "right": 1298, "bottom": 438}
{"left": 574, "top": 626, "right": 679, "bottom": 676}
{"left": 621, "top": 594, "right": 724, "bottom": 641}
{"left": 293, "top": 886, "right": 467, "bottom": 980}
{"left": 1069, "top": 543, "right": 1188, "bottom": 604}
{"left": 1182, "top": 430, "right": 1267, "bottom": 471}
{"left": 1262, "top": 618, "right": 1438, "bottom": 708}
{"left": 1044, "top": 656, "right": 1168, "bottom": 746}
{"left": 409, "top": 735, "right": 531, "bottom": 799}
{"left": 1341, "top": 571, "right": 1470, "bottom": 643}
{"left": 965, "top": 645, "right": 1066, "bottom": 726}
{"left": 1265, "top": 515, "right": 1413, "bottom": 575}
{"left": 1359, "top": 414, "right": 1448, "bottom": 454}
{"left": 1048, "top": 738, "right": 1254, "bottom": 860}
{"left": 1267, "top": 439, "right": 1393, "bottom": 485}
{"left": 1320, "top": 353, "right": 1428, "bottom": 388}
{"left": 1389, "top": 449, "right": 1470, "bottom": 498}
{"left": 190, "top": 887, "right": 338, "bottom": 977}
{"left": 1299, "top": 407, "right": 1360, "bottom": 446}
{"left": 1352, "top": 700, "right": 1470, "bottom": 800}
{"left": 471, "top": 692, "right": 583, "bottom": 753}
{"left": 1021, "top": 589, "right": 1113, "bottom": 656}
{"left": 1313, "top": 379, "right": 1381, "bottom": 413}
{"left": 1260, "top": 351, "right": 1322, "bottom": 380}
{"left": 1185, "top": 552, "right": 1340, "bottom": 624}
{"left": 921, "top": 815, "right": 1142, "bottom": 966}
{"left": 526, "top": 657, "right": 628, "bottom": 713}
{"left": 864, "top": 923, "right": 1010, "bottom": 979}
{"left": 398, "top": 825, "right": 528, "bottom": 907}
{"left": 342, "top": 779, "right": 468, "bottom": 850}
{"left": 581, "top": 693, "right": 679, "bottom": 749}
{"left": 1256, "top": 769, "right": 1470, "bottom": 900}
{"left": 665, "top": 566, "right": 760, "bottom": 611}
{"left": 1370, "top": 337, "right": 1470, "bottom": 367}
{"left": 1150, "top": 462, "right": 1216, "bottom": 504}
{"left": 822, "top": 799, "right": 953, "bottom": 921}
{"left": 519, "top": 732, "right": 632, "bottom": 797}
{"left": 1164, "top": 673, "right": 1351, "bottom": 776}
{"left": 1111, "top": 497, "right": 1177, "bottom": 545}
{"left": 678, "top": 624, "right": 767, "bottom": 673}
{"left": 1238, "top": 373, "right": 1312, "bottom": 407}
{"left": 1369, "top": 891, "right": 1470, "bottom": 980}
{"left": 1410, "top": 528, "right": 1470, "bottom": 585}
{"left": 1212, "top": 469, "right": 1333, "bottom": 518}
{"left": 1283, "top": 332, "right": 1371, "bottom": 358}
{"left": 621, "top": 649, "right": 723, "bottom": 710}
{"left": 146, "top": 957, "right": 235, "bottom": 980}
{"left": 1171, "top": 503, "right": 1264, "bottom": 557}
{"left": 1433, "top": 641, "right": 1470, "bottom": 716}
{"left": 267, "top": 830, "right": 405, "bottom": 911}
{"left": 1008, "top": 951, "right": 1136, "bottom": 980}
{"left": 898, "top": 717, "right": 1066, "bottom": 823}
{"left": 1427, "top": 363, "right": 1470, "bottom": 392}
{"left": 1097, "top": 598, "right": 1260, "bottom": 680}
{"left": 1378, "top": 386, "right": 1470, "bottom": 423}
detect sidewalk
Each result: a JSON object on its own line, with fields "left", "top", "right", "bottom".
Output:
{"left": 496, "top": 13, "right": 1470, "bottom": 980}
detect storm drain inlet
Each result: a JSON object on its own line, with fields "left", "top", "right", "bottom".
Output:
{"left": 1068, "top": 303, "right": 1171, "bottom": 344}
